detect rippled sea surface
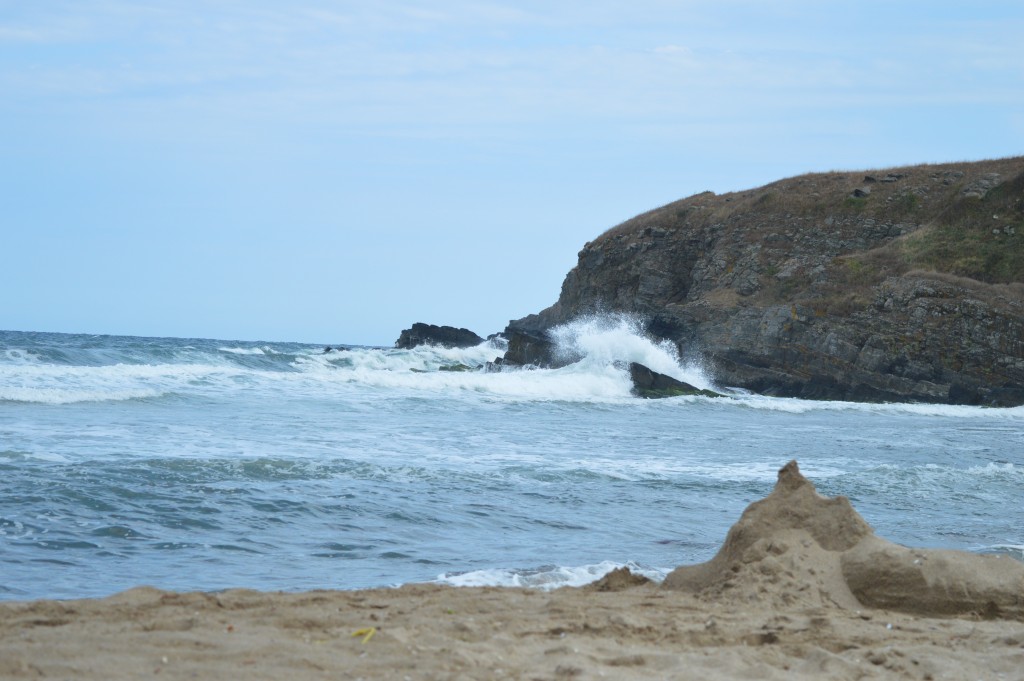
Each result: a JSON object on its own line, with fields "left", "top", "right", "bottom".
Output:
{"left": 2, "top": 325, "right": 1022, "bottom": 600}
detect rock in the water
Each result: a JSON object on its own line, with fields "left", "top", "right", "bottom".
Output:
{"left": 501, "top": 326, "right": 559, "bottom": 367}
{"left": 628, "top": 363, "right": 720, "bottom": 398}
{"left": 662, "top": 461, "right": 1024, "bottom": 620}
{"left": 395, "top": 323, "right": 484, "bottom": 349}
{"left": 438, "top": 363, "right": 478, "bottom": 372}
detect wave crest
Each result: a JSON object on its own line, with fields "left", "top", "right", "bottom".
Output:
{"left": 548, "top": 314, "right": 714, "bottom": 390}
{"left": 435, "top": 560, "right": 668, "bottom": 590}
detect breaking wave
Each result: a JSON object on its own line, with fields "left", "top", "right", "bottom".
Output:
{"left": 2, "top": 324, "right": 1022, "bottom": 415}
{"left": 2, "top": 317, "right": 715, "bottom": 404}
{"left": 548, "top": 314, "right": 713, "bottom": 389}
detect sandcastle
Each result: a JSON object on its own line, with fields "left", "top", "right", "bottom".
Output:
{"left": 662, "top": 460, "right": 1024, "bottom": 620}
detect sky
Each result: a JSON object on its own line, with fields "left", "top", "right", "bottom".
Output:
{"left": 2, "top": 1, "right": 1023, "bottom": 345}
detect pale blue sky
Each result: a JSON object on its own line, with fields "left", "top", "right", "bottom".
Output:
{"left": 3, "top": 1, "right": 1023, "bottom": 345}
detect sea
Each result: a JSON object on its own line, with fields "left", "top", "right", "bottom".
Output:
{"left": 1, "top": 319, "right": 1022, "bottom": 601}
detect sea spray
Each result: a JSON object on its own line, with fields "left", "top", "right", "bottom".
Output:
{"left": 295, "top": 340, "right": 502, "bottom": 375}
{"left": 547, "top": 314, "right": 715, "bottom": 391}
{"left": 290, "top": 317, "right": 718, "bottom": 402}
{"left": 7, "top": 328, "right": 1024, "bottom": 412}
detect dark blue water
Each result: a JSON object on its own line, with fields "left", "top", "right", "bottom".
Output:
{"left": 1, "top": 327, "right": 1022, "bottom": 600}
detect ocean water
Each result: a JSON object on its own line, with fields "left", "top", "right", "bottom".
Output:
{"left": 1, "top": 320, "right": 1022, "bottom": 601}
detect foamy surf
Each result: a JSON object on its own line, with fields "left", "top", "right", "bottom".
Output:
{"left": 218, "top": 346, "right": 277, "bottom": 355}
{"left": 435, "top": 561, "right": 669, "bottom": 590}
{"left": 0, "top": 362, "right": 238, "bottom": 405}
{"left": 295, "top": 341, "right": 502, "bottom": 375}
{"left": 725, "top": 393, "right": 1024, "bottom": 418}
{"left": 3, "top": 323, "right": 1023, "bottom": 415}
{"left": 3, "top": 329, "right": 1021, "bottom": 601}
{"left": 280, "top": 316, "right": 716, "bottom": 403}
{"left": 982, "top": 544, "right": 1024, "bottom": 561}
{"left": 548, "top": 314, "right": 714, "bottom": 390}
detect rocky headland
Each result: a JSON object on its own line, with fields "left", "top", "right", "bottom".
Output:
{"left": 504, "top": 156, "right": 1024, "bottom": 406}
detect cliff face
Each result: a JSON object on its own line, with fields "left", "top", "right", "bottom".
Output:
{"left": 507, "top": 157, "right": 1024, "bottom": 406}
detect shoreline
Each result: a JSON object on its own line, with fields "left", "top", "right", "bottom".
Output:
{"left": 4, "top": 461, "right": 1023, "bottom": 680}
{"left": 3, "top": 581, "right": 1023, "bottom": 680}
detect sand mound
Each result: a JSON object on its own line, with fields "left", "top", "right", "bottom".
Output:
{"left": 585, "top": 566, "right": 652, "bottom": 592}
{"left": 664, "top": 460, "right": 1024, "bottom": 619}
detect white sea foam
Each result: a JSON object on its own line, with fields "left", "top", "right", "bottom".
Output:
{"left": 549, "top": 314, "right": 714, "bottom": 390}
{"left": 0, "top": 386, "right": 165, "bottom": 405}
{"left": 218, "top": 346, "right": 273, "bottom": 355}
{"left": 2, "top": 348, "right": 43, "bottom": 365}
{"left": 0, "top": 362, "right": 243, "bottom": 404}
{"left": 306, "top": 341, "right": 503, "bottom": 374}
{"left": 7, "top": 321, "right": 1023, "bottom": 415}
{"left": 281, "top": 317, "right": 1023, "bottom": 412}
{"left": 981, "top": 544, "right": 1024, "bottom": 560}
{"left": 574, "top": 458, "right": 847, "bottom": 482}
{"left": 725, "top": 394, "right": 1024, "bottom": 418}
{"left": 293, "top": 359, "right": 633, "bottom": 402}
{"left": 284, "top": 338, "right": 628, "bottom": 402}
{"left": 435, "top": 561, "right": 668, "bottom": 590}
{"left": 283, "top": 315, "right": 716, "bottom": 403}
{"left": 962, "top": 462, "right": 1021, "bottom": 476}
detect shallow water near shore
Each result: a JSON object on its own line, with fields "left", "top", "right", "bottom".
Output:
{"left": 1, "top": 324, "right": 1022, "bottom": 600}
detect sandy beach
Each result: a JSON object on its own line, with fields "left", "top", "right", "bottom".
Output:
{"left": 3, "top": 462, "right": 1022, "bottom": 680}
{"left": 2, "top": 579, "right": 1024, "bottom": 680}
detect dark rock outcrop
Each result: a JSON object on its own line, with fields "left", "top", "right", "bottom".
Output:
{"left": 438, "top": 363, "right": 478, "bottom": 372}
{"left": 503, "top": 157, "right": 1024, "bottom": 405}
{"left": 395, "top": 323, "right": 484, "bottom": 350}
{"left": 501, "top": 325, "right": 560, "bottom": 367}
{"left": 628, "top": 363, "right": 721, "bottom": 398}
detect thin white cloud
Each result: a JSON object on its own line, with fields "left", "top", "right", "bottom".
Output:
{"left": 0, "top": 26, "right": 55, "bottom": 42}
{"left": 653, "top": 45, "right": 693, "bottom": 55}
{"left": 1, "top": 1, "right": 1021, "bottom": 144}
{"left": 0, "top": 14, "right": 93, "bottom": 44}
